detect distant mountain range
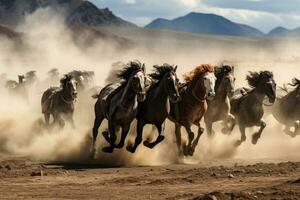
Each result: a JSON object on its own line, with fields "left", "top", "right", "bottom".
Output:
{"left": 145, "top": 12, "right": 300, "bottom": 37}
{"left": 0, "top": 0, "right": 298, "bottom": 38}
{"left": 145, "top": 12, "right": 264, "bottom": 37}
{"left": 0, "top": 0, "right": 135, "bottom": 28}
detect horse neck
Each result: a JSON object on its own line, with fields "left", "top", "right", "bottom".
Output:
{"left": 215, "top": 84, "right": 228, "bottom": 100}
{"left": 252, "top": 88, "right": 266, "bottom": 103}
{"left": 61, "top": 86, "right": 73, "bottom": 102}
{"left": 189, "top": 78, "right": 206, "bottom": 100}
{"left": 119, "top": 81, "right": 137, "bottom": 108}
{"left": 153, "top": 79, "right": 169, "bottom": 102}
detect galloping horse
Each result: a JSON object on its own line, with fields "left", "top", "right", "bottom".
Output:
{"left": 127, "top": 64, "right": 180, "bottom": 153}
{"left": 91, "top": 61, "right": 146, "bottom": 156}
{"left": 6, "top": 75, "right": 29, "bottom": 102}
{"left": 169, "top": 64, "right": 216, "bottom": 156}
{"left": 272, "top": 78, "right": 300, "bottom": 137}
{"left": 41, "top": 75, "right": 78, "bottom": 129}
{"left": 204, "top": 65, "right": 235, "bottom": 137}
{"left": 230, "top": 71, "right": 276, "bottom": 145}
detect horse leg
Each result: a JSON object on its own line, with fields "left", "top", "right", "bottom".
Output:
{"left": 143, "top": 123, "right": 165, "bottom": 149}
{"left": 67, "top": 113, "right": 75, "bottom": 129}
{"left": 294, "top": 120, "right": 300, "bottom": 136}
{"left": 91, "top": 113, "right": 104, "bottom": 158}
{"left": 222, "top": 114, "right": 235, "bottom": 135}
{"left": 189, "top": 123, "right": 204, "bottom": 156}
{"left": 252, "top": 120, "right": 266, "bottom": 145}
{"left": 205, "top": 120, "right": 214, "bottom": 138}
{"left": 183, "top": 126, "right": 195, "bottom": 156}
{"left": 115, "top": 125, "right": 130, "bottom": 149}
{"left": 127, "top": 120, "right": 144, "bottom": 153}
{"left": 235, "top": 123, "right": 246, "bottom": 146}
{"left": 102, "top": 120, "right": 116, "bottom": 153}
{"left": 44, "top": 113, "right": 50, "bottom": 128}
{"left": 175, "top": 123, "right": 183, "bottom": 156}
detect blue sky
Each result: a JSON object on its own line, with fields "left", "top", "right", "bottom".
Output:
{"left": 91, "top": 0, "right": 300, "bottom": 33}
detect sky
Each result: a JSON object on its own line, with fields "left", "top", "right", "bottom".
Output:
{"left": 91, "top": 0, "right": 300, "bottom": 33}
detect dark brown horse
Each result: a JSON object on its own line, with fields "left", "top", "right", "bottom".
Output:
{"left": 169, "top": 64, "right": 216, "bottom": 156}
{"left": 204, "top": 65, "right": 235, "bottom": 136}
{"left": 230, "top": 71, "right": 276, "bottom": 145}
{"left": 126, "top": 64, "right": 180, "bottom": 153}
{"left": 91, "top": 61, "right": 146, "bottom": 156}
{"left": 272, "top": 78, "right": 300, "bottom": 137}
{"left": 41, "top": 75, "right": 78, "bottom": 129}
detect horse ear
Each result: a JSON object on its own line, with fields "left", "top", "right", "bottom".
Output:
{"left": 142, "top": 63, "right": 145, "bottom": 72}
{"left": 174, "top": 65, "right": 178, "bottom": 72}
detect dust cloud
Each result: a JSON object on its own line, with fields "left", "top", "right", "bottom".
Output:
{"left": 0, "top": 8, "right": 300, "bottom": 167}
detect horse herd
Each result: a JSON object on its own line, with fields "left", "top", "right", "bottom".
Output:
{"left": 1, "top": 61, "right": 300, "bottom": 158}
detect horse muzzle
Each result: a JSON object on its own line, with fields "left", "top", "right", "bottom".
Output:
{"left": 207, "top": 91, "right": 215, "bottom": 101}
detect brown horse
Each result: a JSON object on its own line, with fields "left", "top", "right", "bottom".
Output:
{"left": 272, "top": 78, "right": 300, "bottom": 137}
{"left": 169, "top": 64, "right": 216, "bottom": 156}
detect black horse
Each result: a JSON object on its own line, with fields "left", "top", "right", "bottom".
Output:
{"left": 127, "top": 64, "right": 180, "bottom": 153}
{"left": 229, "top": 71, "right": 276, "bottom": 145}
{"left": 91, "top": 61, "right": 147, "bottom": 156}
{"left": 41, "top": 75, "right": 78, "bottom": 129}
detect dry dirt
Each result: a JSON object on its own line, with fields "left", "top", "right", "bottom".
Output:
{"left": 1, "top": 154, "right": 300, "bottom": 200}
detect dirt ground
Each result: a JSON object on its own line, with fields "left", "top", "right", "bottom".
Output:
{"left": 0, "top": 154, "right": 300, "bottom": 200}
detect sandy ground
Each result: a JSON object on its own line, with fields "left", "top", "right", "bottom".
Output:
{"left": 1, "top": 154, "right": 300, "bottom": 200}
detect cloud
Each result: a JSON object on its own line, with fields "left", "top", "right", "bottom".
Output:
{"left": 91, "top": 0, "right": 300, "bottom": 32}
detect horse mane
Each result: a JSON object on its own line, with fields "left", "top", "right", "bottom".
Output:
{"left": 117, "top": 60, "right": 144, "bottom": 81}
{"left": 215, "top": 65, "right": 233, "bottom": 90}
{"left": 289, "top": 78, "right": 300, "bottom": 90}
{"left": 149, "top": 64, "right": 175, "bottom": 81}
{"left": 246, "top": 70, "right": 273, "bottom": 88}
{"left": 184, "top": 64, "right": 214, "bottom": 83}
{"left": 60, "top": 74, "right": 73, "bottom": 87}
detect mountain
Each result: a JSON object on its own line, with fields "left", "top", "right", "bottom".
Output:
{"left": 268, "top": 26, "right": 300, "bottom": 37}
{"left": 145, "top": 12, "right": 264, "bottom": 37}
{"left": 66, "top": 1, "right": 135, "bottom": 27}
{"left": 0, "top": 0, "right": 136, "bottom": 28}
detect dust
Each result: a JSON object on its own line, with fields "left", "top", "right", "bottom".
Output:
{"left": 0, "top": 7, "right": 300, "bottom": 167}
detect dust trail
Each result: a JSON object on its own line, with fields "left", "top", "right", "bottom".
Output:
{"left": 0, "top": 8, "right": 300, "bottom": 166}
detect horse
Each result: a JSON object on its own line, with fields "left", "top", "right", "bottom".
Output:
{"left": 41, "top": 75, "right": 78, "bottom": 129}
{"left": 5, "top": 75, "right": 29, "bottom": 102}
{"left": 271, "top": 78, "right": 300, "bottom": 137}
{"left": 204, "top": 65, "right": 235, "bottom": 137}
{"left": 126, "top": 64, "right": 181, "bottom": 153}
{"left": 229, "top": 71, "right": 276, "bottom": 145}
{"left": 91, "top": 60, "right": 146, "bottom": 156}
{"left": 168, "top": 64, "right": 216, "bottom": 156}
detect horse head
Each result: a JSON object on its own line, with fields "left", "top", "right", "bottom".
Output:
{"left": 215, "top": 65, "right": 235, "bottom": 97}
{"left": 150, "top": 64, "right": 181, "bottom": 103}
{"left": 60, "top": 75, "right": 78, "bottom": 100}
{"left": 290, "top": 78, "right": 300, "bottom": 99}
{"left": 121, "top": 60, "right": 147, "bottom": 102}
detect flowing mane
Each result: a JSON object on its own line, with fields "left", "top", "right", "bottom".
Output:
{"left": 215, "top": 65, "right": 234, "bottom": 90}
{"left": 184, "top": 64, "right": 214, "bottom": 83}
{"left": 149, "top": 64, "right": 175, "bottom": 81}
{"left": 246, "top": 71, "right": 273, "bottom": 88}
{"left": 289, "top": 78, "right": 300, "bottom": 90}
{"left": 117, "top": 60, "right": 144, "bottom": 81}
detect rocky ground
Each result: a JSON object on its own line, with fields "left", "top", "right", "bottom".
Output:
{"left": 0, "top": 154, "right": 300, "bottom": 199}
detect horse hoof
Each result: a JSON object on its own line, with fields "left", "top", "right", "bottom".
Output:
{"left": 102, "top": 146, "right": 114, "bottom": 153}
{"left": 182, "top": 145, "right": 190, "bottom": 156}
{"left": 234, "top": 140, "right": 242, "bottom": 147}
{"left": 114, "top": 144, "right": 124, "bottom": 149}
{"left": 126, "top": 146, "right": 135, "bottom": 154}
{"left": 143, "top": 140, "right": 151, "bottom": 148}
{"left": 221, "top": 128, "right": 229, "bottom": 135}
{"left": 251, "top": 133, "right": 260, "bottom": 145}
